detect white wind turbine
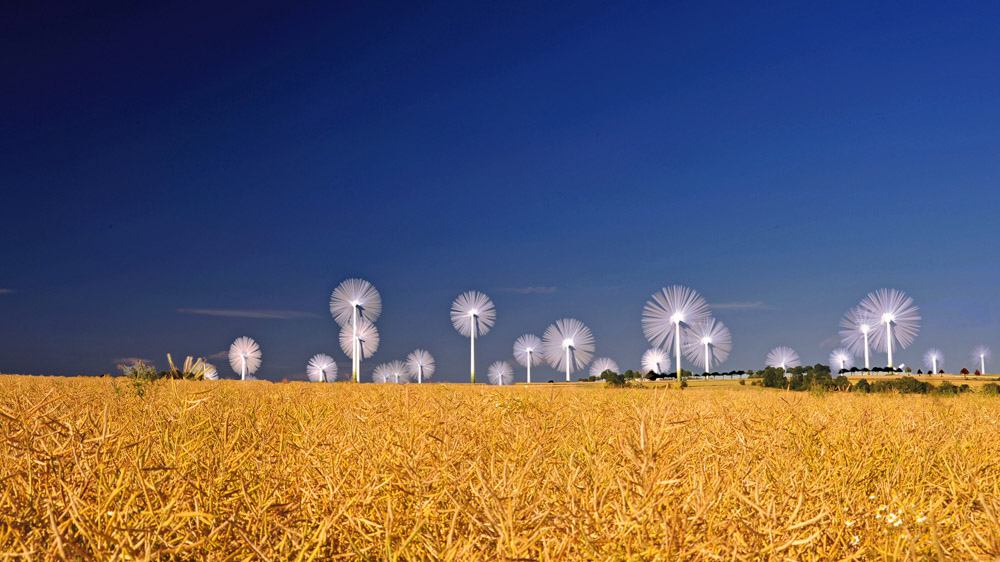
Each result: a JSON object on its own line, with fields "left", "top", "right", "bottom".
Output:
{"left": 861, "top": 288, "right": 920, "bottom": 368}
{"left": 406, "top": 350, "right": 435, "bottom": 384}
{"left": 589, "top": 358, "right": 619, "bottom": 379}
{"left": 923, "top": 348, "right": 943, "bottom": 375}
{"left": 450, "top": 291, "right": 496, "bottom": 384}
{"left": 487, "top": 361, "right": 515, "bottom": 386}
{"left": 513, "top": 334, "right": 544, "bottom": 383}
{"left": 339, "top": 319, "right": 379, "bottom": 380}
{"left": 229, "top": 337, "right": 262, "bottom": 380}
{"left": 682, "top": 318, "right": 732, "bottom": 374}
{"left": 828, "top": 348, "right": 855, "bottom": 373}
{"left": 330, "top": 279, "right": 382, "bottom": 382}
{"left": 307, "top": 354, "right": 338, "bottom": 382}
{"left": 387, "top": 360, "right": 409, "bottom": 384}
{"left": 542, "top": 318, "right": 595, "bottom": 382}
{"left": 839, "top": 306, "right": 878, "bottom": 370}
{"left": 641, "top": 348, "right": 670, "bottom": 377}
{"left": 642, "top": 285, "right": 711, "bottom": 380}
{"left": 972, "top": 346, "right": 992, "bottom": 374}
{"left": 766, "top": 346, "right": 800, "bottom": 371}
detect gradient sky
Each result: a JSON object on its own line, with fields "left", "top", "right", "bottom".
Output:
{"left": 3, "top": 1, "right": 1000, "bottom": 381}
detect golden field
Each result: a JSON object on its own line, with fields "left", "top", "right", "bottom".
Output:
{"left": 3, "top": 376, "right": 1000, "bottom": 560}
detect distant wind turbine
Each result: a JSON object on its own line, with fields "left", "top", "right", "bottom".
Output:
{"left": 766, "top": 346, "right": 800, "bottom": 371}
{"left": 229, "top": 337, "right": 261, "bottom": 380}
{"left": 406, "top": 350, "right": 435, "bottom": 383}
{"left": 972, "top": 345, "right": 992, "bottom": 374}
{"left": 641, "top": 348, "right": 670, "bottom": 376}
{"left": 683, "top": 318, "right": 731, "bottom": 374}
{"left": 374, "top": 361, "right": 409, "bottom": 384}
{"left": 589, "top": 358, "right": 619, "bottom": 379}
{"left": 450, "top": 291, "right": 496, "bottom": 384}
{"left": 513, "top": 334, "right": 544, "bottom": 383}
{"left": 542, "top": 318, "right": 595, "bottom": 382}
{"left": 330, "top": 278, "right": 382, "bottom": 382}
{"left": 487, "top": 360, "right": 514, "bottom": 386}
{"left": 923, "top": 348, "right": 943, "bottom": 375}
{"left": 642, "top": 285, "right": 711, "bottom": 380}
{"left": 828, "top": 348, "right": 855, "bottom": 373}
{"left": 307, "top": 354, "right": 338, "bottom": 382}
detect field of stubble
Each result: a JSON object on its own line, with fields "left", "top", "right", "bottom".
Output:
{"left": 2, "top": 376, "right": 1000, "bottom": 560}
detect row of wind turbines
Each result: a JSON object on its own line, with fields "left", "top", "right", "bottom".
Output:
{"left": 211, "top": 281, "right": 993, "bottom": 383}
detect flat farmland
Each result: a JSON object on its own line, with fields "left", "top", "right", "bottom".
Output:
{"left": 2, "top": 376, "right": 1000, "bottom": 560}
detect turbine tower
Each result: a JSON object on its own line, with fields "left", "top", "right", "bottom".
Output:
{"left": 683, "top": 318, "right": 731, "bottom": 374}
{"left": 542, "top": 318, "right": 595, "bottom": 382}
{"left": 839, "top": 307, "right": 878, "bottom": 370}
{"left": 229, "top": 337, "right": 261, "bottom": 380}
{"left": 330, "top": 279, "right": 382, "bottom": 382}
{"left": 513, "top": 334, "right": 544, "bottom": 383}
{"left": 828, "top": 348, "right": 855, "bottom": 373}
{"left": 641, "top": 348, "right": 670, "bottom": 376}
{"left": 972, "top": 346, "right": 992, "bottom": 374}
{"left": 860, "top": 288, "right": 920, "bottom": 368}
{"left": 406, "top": 350, "right": 435, "bottom": 384}
{"left": 923, "top": 348, "right": 943, "bottom": 375}
{"left": 589, "top": 358, "right": 619, "bottom": 379}
{"left": 306, "top": 354, "right": 338, "bottom": 382}
{"left": 339, "top": 318, "right": 379, "bottom": 380}
{"left": 450, "top": 291, "right": 496, "bottom": 384}
{"left": 766, "top": 346, "right": 800, "bottom": 371}
{"left": 487, "top": 360, "right": 514, "bottom": 386}
{"left": 642, "top": 285, "right": 710, "bottom": 380}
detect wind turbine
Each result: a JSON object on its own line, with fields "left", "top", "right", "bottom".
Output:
{"left": 839, "top": 306, "right": 878, "bottom": 370}
{"left": 487, "top": 361, "right": 514, "bottom": 386}
{"left": 330, "top": 279, "right": 382, "bottom": 382}
{"left": 307, "top": 354, "right": 338, "bottom": 382}
{"left": 406, "top": 350, "right": 435, "bottom": 383}
{"left": 923, "top": 348, "right": 943, "bottom": 375}
{"left": 860, "top": 288, "right": 920, "bottom": 368}
{"left": 828, "top": 348, "right": 855, "bottom": 374}
{"left": 972, "top": 346, "right": 992, "bottom": 374}
{"left": 512, "top": 334, "right": 543, "bottom": 384}
{"left": 450, "top": 291, "right": 496, "bottom": 384}
{"left": 642, "top": 285, "right": 710, "bottom": 380}
{"left": 339, "top": 319, "right": 379, "bottom": 380}
{"left": 229, "top": 337, "right": 261, "bottom": 380}
{"left": 542, "top": 318, "right": 595, "bottom": 382}
{"left": 766, "top": 346, "right": 800, "bottom": 371}
{"left": 683, "top": 318, "right": 731, "bottom": 374}
{"left": 641, "top": 348, "right": 670, "bottom": 377}
{"left": 589, "top": 358, "right": 619, "bottom": 379}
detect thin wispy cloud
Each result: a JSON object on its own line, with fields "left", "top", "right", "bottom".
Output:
{"left": 0, "top": 289, "right": 13, "bottom": 294}
{"left": 819, "top": 335, "right": 841, "bottom": 349}
{"left": 709, "top": 301, "right": 774, "bottom": 311}
{"left": 499, "top": 286, "right": 557, "bottom": 294}
{"left": 178, "top": 308, "right": 318, "bottom": 319}
{"left": 207, "top": 350, "right": 228, "bottom": 360}
{"left": 112, "top": 357, "right": 154, "bottom": 366}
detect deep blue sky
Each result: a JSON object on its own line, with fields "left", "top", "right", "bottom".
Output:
{"left": 3, "top": 1, "right": 1000, "bottom": 381}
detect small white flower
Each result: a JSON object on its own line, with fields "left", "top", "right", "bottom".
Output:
{"left": 851, "top": 535, "right": 860, "bottom": 545}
